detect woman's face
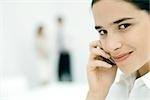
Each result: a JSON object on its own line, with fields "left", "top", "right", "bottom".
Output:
{"left": 92, "top": 0, "right": 150, "bottom": 74}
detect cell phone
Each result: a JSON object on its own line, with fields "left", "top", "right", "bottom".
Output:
{"left": 96, "top": 56, "right": 116, "bottom": 65}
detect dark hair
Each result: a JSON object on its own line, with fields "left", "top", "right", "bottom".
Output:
{"left": 91, "top": 0, "right": 150, "bottom": 13}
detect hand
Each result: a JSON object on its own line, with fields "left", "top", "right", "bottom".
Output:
{"left": 86, "top": 40, "right": 117, "bottom": 99}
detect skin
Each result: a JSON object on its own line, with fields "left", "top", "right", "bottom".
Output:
{"left": 86, "top": 0, "right": 150, "bottom": 100}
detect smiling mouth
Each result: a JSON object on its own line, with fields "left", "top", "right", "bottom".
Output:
{"left": 113, "top": 51, "right": 133, "bottom": 63}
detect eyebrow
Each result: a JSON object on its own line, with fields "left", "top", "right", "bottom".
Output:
{"left": 94, "top": 17, "right": 134, "bottom": 30}
{"left": 113, "top": 17, "right": 134, "bottom": 24}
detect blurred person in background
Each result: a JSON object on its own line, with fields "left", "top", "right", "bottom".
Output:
{"left": 56, "top": 16, "right": 73, "bottom": 82}
{"left": 36, "top": 25, "right": 50, "bottom": 86}
{"left": 86, "top": 0, "right": 150, "bottom": 100}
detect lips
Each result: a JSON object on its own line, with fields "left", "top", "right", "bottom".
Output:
{"left": 112, "top": 51, "right": 133, "bottom": 62}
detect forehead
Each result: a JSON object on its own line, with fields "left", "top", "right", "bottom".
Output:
{"left": 92, "top": 0, "right": 140, "bottom": 25}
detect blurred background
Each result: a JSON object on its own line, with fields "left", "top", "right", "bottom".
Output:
{"left": 0, "top": 0, "right": 100, "bottom": 100}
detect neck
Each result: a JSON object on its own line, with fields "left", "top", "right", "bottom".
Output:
{"left": 136, "top": 62, "right": 150, "bottom": 79}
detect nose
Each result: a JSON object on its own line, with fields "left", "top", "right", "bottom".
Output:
{"left": 105, "top": 34, "right": 123, "bottom": 52}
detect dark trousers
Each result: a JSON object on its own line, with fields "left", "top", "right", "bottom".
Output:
{"left": 58, "top": 51, "right": 72, "bottom": 81}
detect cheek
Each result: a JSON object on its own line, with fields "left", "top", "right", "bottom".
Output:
{"left": 120, "top": 30, "right": 149, "bottom": 74}
{"left": 127, "top": 30, "right": 149, "bottom": 60}
{"left": 136, "top": 20, "right": 150, "bottom": 58}
{"left": 136, "top": 28, "right": 150, "bottom": 60}
{"left": 126, "top": 23, "right": 150, "bottom": 51}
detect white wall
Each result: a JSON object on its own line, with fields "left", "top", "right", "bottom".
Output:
{"left": 0, "top": 2, "right": 4, "bottom": 81}
{"left": 1, "top": 0, "right": 97, "bottom": 88}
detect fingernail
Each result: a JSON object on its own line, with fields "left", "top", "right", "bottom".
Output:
{"left": 108, "top": 64, "right": 112, "bottom": 68}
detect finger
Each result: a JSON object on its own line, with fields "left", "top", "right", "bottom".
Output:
{"left": 89, "top": 40, "right": 101, "bottom": 51}
{"left": 88, "top": 60, "right": 112, "bottom": 70}
{"left": 90, "top": 48, "right": 110, "bottom": 60}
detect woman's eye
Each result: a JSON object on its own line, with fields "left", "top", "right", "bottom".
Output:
{"left": 99, "top": 30, "right": 107, "bottom": 36}
{"left": 118, "top": 23, "right": 131, "bottom": 30}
